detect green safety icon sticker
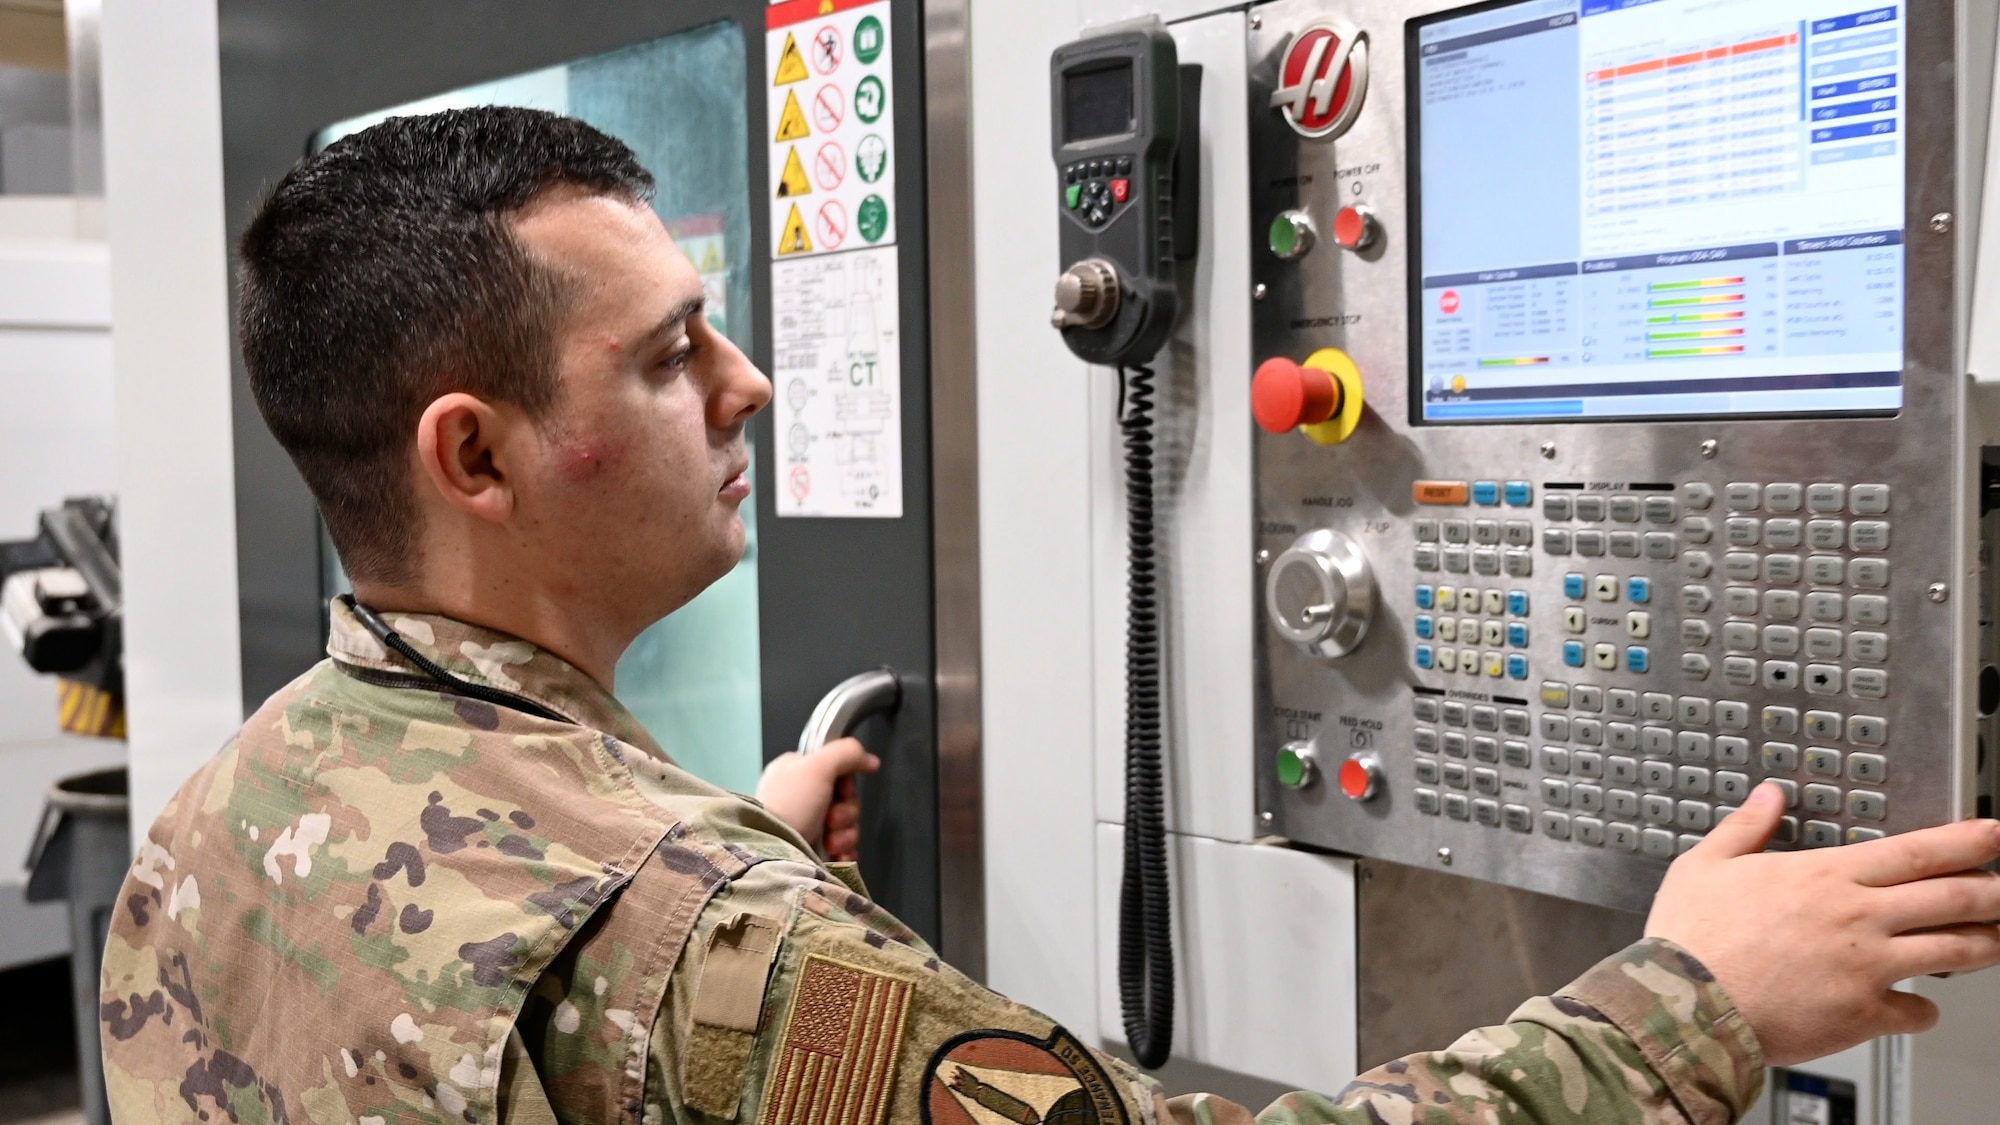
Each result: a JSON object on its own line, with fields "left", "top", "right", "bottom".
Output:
{"left": 854, "top": 15, "right": 884, "bottom": 65}
{"left": 854, "top": 75, "right": 886, "bottom": 124}
{"left": 855, "top": 134, "right": 888, "bottom": 183}
{"left": 857, "top": 194, "right": 889, "bottom": 244}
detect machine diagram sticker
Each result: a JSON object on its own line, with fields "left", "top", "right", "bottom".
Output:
{"left": 767, "top": 0, "right": 896, "bottom": 259}
{"left": 772, "top": 245, "right": 902, "bottom": 518}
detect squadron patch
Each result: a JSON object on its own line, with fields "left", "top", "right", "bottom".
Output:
{"left": 922, "top": 1029, "right": 1129, "bottom": 1125}
{"left": 757, "top": 953, "right": 913, "bottom": 1125}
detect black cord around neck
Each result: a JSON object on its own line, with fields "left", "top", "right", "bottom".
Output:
{"left": 338, "top": 595, "right": 569, "bottom": 724}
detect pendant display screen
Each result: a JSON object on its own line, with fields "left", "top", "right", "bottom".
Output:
{"left": 1410, "top": 0, "right": 1906, "bottom": 423}
{"left": 1065, "top": 62, "right": 1135, "bottom": 141}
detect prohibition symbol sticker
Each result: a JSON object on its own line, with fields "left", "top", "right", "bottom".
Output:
{"left": 814, "top": 141, "right": 847, "bottom": 191}
{"left": 854, "top": 15, "right": 884, "bottom": 64}
{"left": 812, "top": 84, "right": 846, "bottom": 133}
{"left": 812, "top": 25, "right": 843, "bottom": 74}
{"left": 854, "top": 75, "right": 886, "bottom": 124}
{"left": 816, "top": 200, "right": 849, "bottom": 250}
{"left": 855, "top": 134, "right": 888, "bottom": 183}
{"left": 857, "top": 194, "right": 889, "bottom": 244}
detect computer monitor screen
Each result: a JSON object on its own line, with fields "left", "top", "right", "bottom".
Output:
{"left": 1410, "top": 0, "right": 1906, "bottom": 423}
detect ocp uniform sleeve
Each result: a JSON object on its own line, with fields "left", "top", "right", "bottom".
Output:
{"left": 1169, "top": 939, "right": 1765, "bottom": 1125}
{"left": 646, "top": 864, "right": 1763, "bottom": 1125}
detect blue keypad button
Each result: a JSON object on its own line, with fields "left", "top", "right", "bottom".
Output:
{"left": 1626, "top": 577, "right": 1652, "bottom": 604}
{"left": 1506, "top": 654, "right": 1530, "bottom": 680}
{"left": 1625, "top": 646, "right": 1651, "bottom": 674}
{"left": 1504, "top": 481, "right": 1533, "bottom": 507}
{"left": 1415, "top": 615, "right": 1434, "bottom": 640}
{"left": 1507, "top": 622, "right": 1529, "bottom": 648}
{"left": 1564, "top": 573, "right": 1586, "bottom": 599}
{"left": 1416, "top": 645, "right": 1435, "bottom": 670}
{"left": 1507, "top": 590, "right": 1529, "bottom": 616}
{"left": 1416, "top": 585, "right": 1435, "bottom": 610}
{"left": 1563, "top": 641, "right": 1586, "bottom": 668}
{"left": 1472, "top": 481, "right": 1501, "bottom": 506}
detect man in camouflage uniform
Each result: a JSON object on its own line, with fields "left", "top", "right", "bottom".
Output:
{"left": 100, "top": 108, "right": 2000, "bottom": 1125}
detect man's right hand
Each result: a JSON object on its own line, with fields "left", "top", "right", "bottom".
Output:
{"left": 1647, "top": 782, "right": 2000, "bottom": 1066}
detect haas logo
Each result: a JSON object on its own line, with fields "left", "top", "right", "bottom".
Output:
{"left": 1270, "top": 19, "right": 1369, "bottom": 140}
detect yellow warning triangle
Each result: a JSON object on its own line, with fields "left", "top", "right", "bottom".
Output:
{"left": 773, "top": 33, "right": 809, "bottom": 85}
{"left": 778, "top": 203, "right": 813, "bottom": 255}
{"left": 698, "top": 242, "right": 723, "bottom": 272}
{"left": 774, "top": 90, "right": 811, "bottom": 142}
{"left": 777, "top": 146, "right": 812, "bottom": 198}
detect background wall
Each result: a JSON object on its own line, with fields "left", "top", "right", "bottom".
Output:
{"left": 98, "top": 0, "right": 241, "bottom": 832}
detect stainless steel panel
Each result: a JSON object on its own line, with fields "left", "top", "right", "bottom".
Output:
{"left": 1248, "top": 0, "right": 1974, "bottom": 914}
{"left": 1354, "top": 858, "right": 1643, "bottom": 1070}
{"left": 926, "top": 0, "right": 988, "bottom": 980}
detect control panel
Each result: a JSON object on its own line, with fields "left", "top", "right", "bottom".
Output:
{"left": 1248, "top": 0, "right": 1974, "bottom": 913}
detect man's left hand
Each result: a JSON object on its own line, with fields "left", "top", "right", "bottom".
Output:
{"left": 755, "top": 738, "right": 881, "bottom": 861}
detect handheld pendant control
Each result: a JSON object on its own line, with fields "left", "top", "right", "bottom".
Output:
{"left": 1050, "top": 21, "right": 1201, "bottom": 366}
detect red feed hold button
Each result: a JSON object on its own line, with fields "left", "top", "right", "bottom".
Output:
{"left": 1252, "top": 357, "right": 1342, "bottom": 433}
{"left": 1339, "top": 755, "right": 1381, "bottom": 801}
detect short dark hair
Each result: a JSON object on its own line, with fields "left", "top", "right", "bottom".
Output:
{"left": 239, "top": 106, "right": 656, "bottom": 584}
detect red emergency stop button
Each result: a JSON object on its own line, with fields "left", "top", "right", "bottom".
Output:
{"left": 1338, "top": 754, "right": 1382, "bottom": 801}
{"left": 1334, "top": 205, "right": 1378, "bottom": 252}
{"left": 1253, "top": 357, "right": 1342, "bottom": 433}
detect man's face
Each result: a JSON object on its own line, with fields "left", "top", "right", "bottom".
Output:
{"left": 508, "top": 192, "right": 771, "bottom": 630}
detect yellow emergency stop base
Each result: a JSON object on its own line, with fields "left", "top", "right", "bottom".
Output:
{"left": 1299, "top": 348, "right": 1365, "bottom": 445}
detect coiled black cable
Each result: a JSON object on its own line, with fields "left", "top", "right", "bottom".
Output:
{"left": 1116, "top": 365, "right": 1174, "bottom": 1068}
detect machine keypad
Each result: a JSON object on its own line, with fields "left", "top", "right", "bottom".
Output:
{"left": 1407, "top": 481, "right": 1899, "bottom": 853}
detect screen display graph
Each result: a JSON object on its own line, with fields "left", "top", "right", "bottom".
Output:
{"left": 1411, "top": 0, "right": 1905, "bottom": 423}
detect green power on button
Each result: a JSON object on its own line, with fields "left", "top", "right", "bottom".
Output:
{"left": 1065, "top": 183, "right": 1082, "bottom": 209}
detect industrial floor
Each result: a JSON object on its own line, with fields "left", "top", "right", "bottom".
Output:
{"left": 0, "top": 958, "right": 85, "bottom": 1125}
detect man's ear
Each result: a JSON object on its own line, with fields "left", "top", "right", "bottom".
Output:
{"left": 414, "top": 392, "right": 517, "bottom": 523}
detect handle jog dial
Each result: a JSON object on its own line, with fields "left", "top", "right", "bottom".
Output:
{"left": 1265, "top": 528, "right": 1375, "bottom": 659}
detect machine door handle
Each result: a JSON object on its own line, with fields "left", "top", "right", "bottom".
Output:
{"left": 798, "top": 668, "right": 901, "bottom": 755}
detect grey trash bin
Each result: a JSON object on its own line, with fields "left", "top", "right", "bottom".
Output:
{"left": 26, "top": 767, "right": 130, "bottom": 1125}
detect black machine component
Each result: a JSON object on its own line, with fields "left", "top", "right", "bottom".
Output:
{"left": 0, "top": 497, "right": 123, "bottom": 689}
{"left": 1049, "top": 20, "right": 1201, "bottom": 367}
{"left": 1050, "top": 19, "right": 1204, "bottom": 1070}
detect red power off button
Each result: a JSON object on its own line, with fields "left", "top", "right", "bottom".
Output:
{"left": 1334, "top": 205, "right": 1379, "bottom": 252}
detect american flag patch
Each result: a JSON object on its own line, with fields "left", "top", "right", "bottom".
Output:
{"left": 757, "top": 954, "right": 913, "bottom": 1125}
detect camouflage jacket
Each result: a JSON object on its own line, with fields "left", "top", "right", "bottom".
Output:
{"left": 102, "top": 604, "right": 1764, "bottom": 1125}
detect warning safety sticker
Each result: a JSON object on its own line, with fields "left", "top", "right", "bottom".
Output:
{"left": 767, "top": 0, "right": 903, "bottom": 519}
{"left": 766, "top": 0, "right": 896, "bottom": 260}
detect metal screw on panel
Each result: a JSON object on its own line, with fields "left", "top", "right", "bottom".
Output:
{"left": 1250, "top": 12, "right": 1262, "bottom": 28}
{"left": 1539, "top": 442, "right": 1557, "bottom": 460}
{"left": 1436, "top": 847, "right": 1453, "bottom": 866}
{"left": 1259, "top": 810, "right": 1274, "bottom": 827}
{"left": 1929, "top": 582, "right": 1950, "bottom": 603}
{"left": 1700, "top": 439, "right": 1719, "bottom": 459}
{"left": 1932, "top": 212, "right": 1954, "bottom": 235}
{"left": 1253, "top": 283, "right": 1269, "bottom": 301}
{"left": 1256, "top": 549, "right": 1272, "bottom": 566}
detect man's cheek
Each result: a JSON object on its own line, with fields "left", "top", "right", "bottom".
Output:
{"left": 549, "top": 431, "right": 628, "bottom": 485}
